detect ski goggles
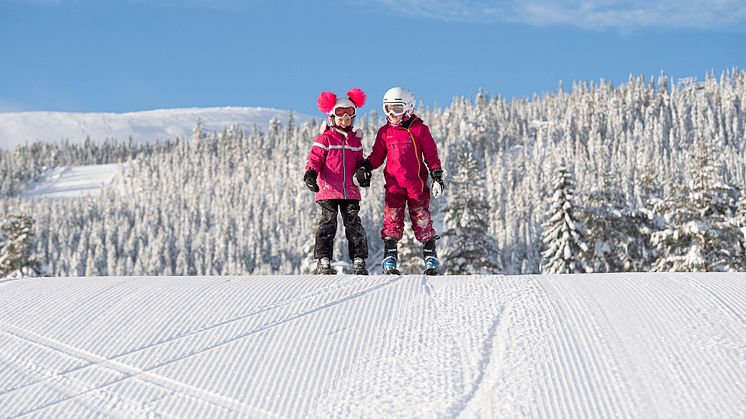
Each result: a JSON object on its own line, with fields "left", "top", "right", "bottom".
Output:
{"left": 333, "top": 106, "right": 356, "bottom": 119}
{"left": 384, "top": 103, "right": 406, "bottom": 116}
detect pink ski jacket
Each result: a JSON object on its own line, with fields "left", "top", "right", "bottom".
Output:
{"left": 306, "top": 125, "right": 364, "bottom": 201}
{"left": 366, "top": 115, "right": 442, "bottom": 193}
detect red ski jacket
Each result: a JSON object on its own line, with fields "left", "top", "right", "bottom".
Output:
{"left": 366, "top": 115, "right": 442, "bottom": 193}
{"left": 305, "top": 125, "right": 364, "bottom": 201}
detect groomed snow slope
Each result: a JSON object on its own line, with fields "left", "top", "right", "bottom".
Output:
{"left": 0, "top": 273, "right": 744, "bottom": 418}
{"left": 21, "top": 163, "right": 126, "bottom": 199}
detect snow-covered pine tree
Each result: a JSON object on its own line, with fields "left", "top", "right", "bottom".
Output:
{"left": 0, "top": 218, "right": 4, "bottom": 274}
{"left": 737, "top": 193, "right": 746, "bottom": 240}
{"left": 442, "top": 151, "right": 502, "bottom": 274}
{"left": 193, "top": 119, "right": 205, "bottom": 142}
{"left": 651, "top": 137, "right": 745, "bottom": 271}
{"left": 397, "top": 221, "right": 422, "bottom": 274}
{"left": 331, "top": 217, "right": 351, "bottom": 274}
{"left": 300, "top": 234, "right": 316, "bottom": 274}
{"left": 582, "top": 187, "right": 622, "bottom": 273}
{"left": 0, "top": 214, "right": 43, "bottom": 278}
{"left": 540, "top": 164, "right": 590, "bottom": 274}
{"left": 583, "top": 186, "right": 658, "bottom": 273}
{"left": 581, "top": 161, "right": 655, "bottom": 272}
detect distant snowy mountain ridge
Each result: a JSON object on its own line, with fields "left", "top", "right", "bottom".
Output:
{"left": 0, "top": 107, "right": 315, "bottom": 149}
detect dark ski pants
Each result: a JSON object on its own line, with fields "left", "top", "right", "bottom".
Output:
{"left": 314, "top": 199, "right": 369, "bottom": 261}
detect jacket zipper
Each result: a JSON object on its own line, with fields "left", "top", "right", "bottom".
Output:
{"left": 405, "top": 127, "right": 425, "bottom": 193}
{"left": 342, "top": 132, "right": 347, "bottom": 199}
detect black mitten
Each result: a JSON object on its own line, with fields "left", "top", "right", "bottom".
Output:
{"left": 355, "top": 167, "right": 371, "bottom": 187}
{"left": 304, "top": 169, "right": 319, "bottom": 192}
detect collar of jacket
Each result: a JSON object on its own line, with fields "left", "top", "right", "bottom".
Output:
{"left": 331, "top": 126, "right": 352, "bottom": 137}
{"left": 390, "top": 114, "right": 419, "bottom": 129}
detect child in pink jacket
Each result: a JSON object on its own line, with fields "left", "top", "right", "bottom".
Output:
{"left": 304, "top": 88, "right": 370, "bottom": 275}
{"left": 358, "top": 87, "right": 445, "bottom": 275}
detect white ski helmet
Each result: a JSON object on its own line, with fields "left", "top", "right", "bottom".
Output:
{"left": 383, "top": 87, "right": 415, "bottom": 119}
{"left": 317, "top": 88, "right": 367, "bottom": 127}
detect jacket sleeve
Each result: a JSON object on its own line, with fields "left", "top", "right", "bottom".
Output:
{"left": 420, "top": 125, "right": 442, "bottom": 172}
{"left": 306, "top": 134, "right": 328, "bottom": 173}
{"left": 366, "top": 128, "right": 388, "bottom": 170}
{"left": 353, "top": 133, "right": 365, "bottom": 167}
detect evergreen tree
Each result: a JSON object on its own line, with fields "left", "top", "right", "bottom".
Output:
{"left": 734, "top": 194, "right": 746, "bottom": 265}
{"left": 651, "top": 137, "right": 745, "bottom": 271}
{"left": 397, "top": 222, "right": 422, "bottom": 274}
{"left": 0, "top": 214, "right": 43, "bottom": 278}
{"left": 193, "top": 119, "right": 205, "bottom": 142}
{"left": 443, "top": 151, "right": 502, "bottom": 274}
{"left": 540, "top": 165, "right": 590, "bottom": 274}
{"left": 300, "top": 234, "right": 316, "bottom": 274}
{"left": 581, "top": 162, "right": 655, "bottom": 272}
{"left": 583, "top": 186, "right": 658, "bottom": 272}
{"left": 582, "top": 186, "right": 624, "bottom": 273}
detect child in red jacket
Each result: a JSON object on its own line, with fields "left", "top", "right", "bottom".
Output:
{"left": 304, "top": 88, "right": 370, "bottom": 275}
{"left": 359, "top": 87, "right": 445, "bottom": 275}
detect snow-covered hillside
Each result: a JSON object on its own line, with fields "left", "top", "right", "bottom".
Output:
{"left": 0, "top": 107, "right": 314, "bottom": 149}
{"left": 1, "top": 273, "right": 744, "bottom": 418}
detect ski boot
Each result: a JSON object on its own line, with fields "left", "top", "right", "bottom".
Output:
{"left": 423, "top": 237, "right": 440, "bottom": 276}
{"left": 315, "top": 257, "right": 337, "bottom": 275}
{"left": 352, "top": 258, "right": 369, "bottom": 275}
{"left": 382, "top": 238, "right": 400, "bottom": 275}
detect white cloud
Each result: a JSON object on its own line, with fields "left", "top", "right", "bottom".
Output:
{"left": 367, "top": 0, "right": 746, "bottom": 30}
{"left": 516, "top": 0, "right": 746, "bottom": 30}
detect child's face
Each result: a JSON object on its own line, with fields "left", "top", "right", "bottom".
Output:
{"left": 387, "top": 114, "right": 404, "bottom": 125}
{"left": 334, "top": 115, "right": 353, "bottom": 128}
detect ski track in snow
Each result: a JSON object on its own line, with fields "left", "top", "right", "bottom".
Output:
{"left": 0, "top": 273, "right": 744, "bottom": 418}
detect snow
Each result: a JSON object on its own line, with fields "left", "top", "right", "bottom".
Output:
{"left": 1, "top": 273, "right": 744, "bottom": 418}
{"left": 0, "top": 107, "right": 314, "bottom": 149}
{"left": 21, "top": 163, "right": 126, "bottom": 199}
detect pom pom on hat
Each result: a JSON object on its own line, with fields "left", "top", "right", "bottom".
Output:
{"left": 347, "top": 88, "right": 366, "bottom": 108}
{"left": 317, "top": 91, "right": 337, "bottom": 114}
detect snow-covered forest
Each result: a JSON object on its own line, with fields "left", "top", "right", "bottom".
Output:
{"left": 1, "top": 70, "right": 746, "bottom": 276}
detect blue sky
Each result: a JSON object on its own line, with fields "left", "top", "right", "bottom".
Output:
{"left": 1, "top": 0, "right": 744, "bottom": 115}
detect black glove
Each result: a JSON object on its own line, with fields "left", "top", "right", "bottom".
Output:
{"left": 304, "top": 169, "right": 319, "bottom": 192}
{"left": 430, "top": 169, "right": 444, "bottom": 198}
{"left": 354, "top": 167, "right": 371, "bottom": 187}
{"left": 355, "top": 160, "right": 372, "bottom": 187}
{"left": 359, "top": 159, "right": 372, "bottom": 173}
